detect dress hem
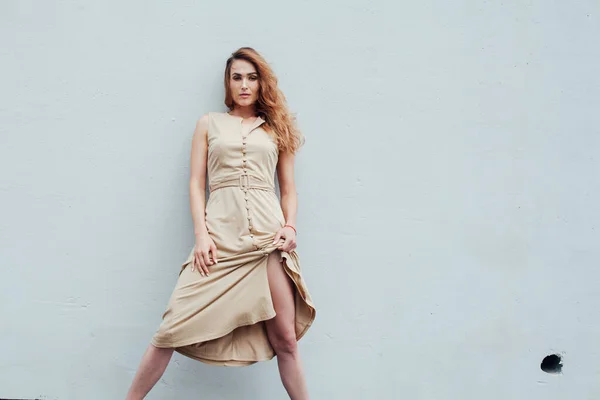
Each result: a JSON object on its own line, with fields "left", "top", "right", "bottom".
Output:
{"left": 151, "top": 248, "right": 316, "bottom": 367}
{"left": 151, "top": 310, "right": 276, "bottom": 350}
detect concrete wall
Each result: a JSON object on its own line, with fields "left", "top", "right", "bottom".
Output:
{"left": 1, "top": 0, "right": 599, "bottom": 399}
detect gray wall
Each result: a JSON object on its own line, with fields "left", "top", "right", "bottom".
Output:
{"left": 1, "top": 1, "right": 599, "bottom": 399}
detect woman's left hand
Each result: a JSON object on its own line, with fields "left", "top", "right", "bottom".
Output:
{"left": 272, "top": 226, "right": 297, "bottom": 252}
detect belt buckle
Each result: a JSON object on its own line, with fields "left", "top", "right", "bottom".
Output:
{"left": 239, "top": 173, "right": 249, "bottom": 189}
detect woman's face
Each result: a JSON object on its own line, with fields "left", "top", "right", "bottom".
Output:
{"left": 229, "top": 59, "right": 260, "bottom": 108}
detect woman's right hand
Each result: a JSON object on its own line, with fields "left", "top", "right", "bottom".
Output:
{"left": 191, "top": 233, "right": 218, "bottom": 276}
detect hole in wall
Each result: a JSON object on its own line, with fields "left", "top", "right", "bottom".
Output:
{"left": 540, "top": 354, "right": 563, "bottom": 374}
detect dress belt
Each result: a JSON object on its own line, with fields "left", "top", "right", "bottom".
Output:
{"left": 209, "top": 173, "right": 275, "bottom": 193}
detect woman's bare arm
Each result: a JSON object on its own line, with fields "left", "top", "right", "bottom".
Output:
{"left": 189, "top": 115, "right": 210, "bottom": 238}
{"left": 277, "top": 150, "right": 298, "bottom": 229}
{"left": 275, "top": 150, "right": 298, "bottom": 256}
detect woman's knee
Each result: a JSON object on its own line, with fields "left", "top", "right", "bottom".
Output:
{"left": 270, "top": 330, "right": 298, "bottom": 356}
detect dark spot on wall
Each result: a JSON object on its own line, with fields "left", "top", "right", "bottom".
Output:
{"left": 540, "top": 354, "right": 563, "bottom": 374}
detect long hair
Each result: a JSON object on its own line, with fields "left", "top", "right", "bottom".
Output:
{"left": 224, "top": 47, "right": 304, "bottom": 154}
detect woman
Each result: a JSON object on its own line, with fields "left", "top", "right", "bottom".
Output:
{"left": 126, "top": 47, "right": 316, "bottom": 400}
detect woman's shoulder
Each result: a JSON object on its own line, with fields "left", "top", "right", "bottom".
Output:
{"left": 194, "top": 111, "right": 230, "bottom": 136}
{"left": 198, "top": 111, "right": 231, "bottom": 124}
{"left": 196, "top": 111, "right": 222, "bottom": 124}
{"left": 205, "top": 111, "right": 230, "bottom": 118}
{"left": 194, "top": 113, "right": 209, "bottom": 130}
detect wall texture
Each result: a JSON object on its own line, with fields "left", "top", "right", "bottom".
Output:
{"left": 1, "top": 0, "right": 599, "bottom": 399}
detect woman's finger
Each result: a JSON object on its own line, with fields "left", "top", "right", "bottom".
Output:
{"left": 279, "top": 237, "right": 290, "bottom": 251}
{"left": 197, "top": 253, "right": 207, "bottom": 276}
{"left": 287, "top": 239, "right": 297, "bottom": 252}
{"left": 272, "top": 230, "right": 283, "bottom": 245}
{"left": 202, "top": 250, "right": 212, "bottom": 267}
{"left": 193, "top": 254, "right": 201, "bottom": 272}
{"left": 202, "top": 262, "right": 210, "bottom": 276}
{"left": 210, "top": 244, "right": 218, "bottom": 265}
{"left": 199, "top": 251, "right": 210, "bottom": 276}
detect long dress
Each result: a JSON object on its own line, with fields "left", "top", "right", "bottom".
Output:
{"left": 151, "top": 111, "right": 316, "bottom": 366}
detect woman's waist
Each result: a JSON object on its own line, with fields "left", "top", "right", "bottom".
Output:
{"left": 209, "top": 172, "right": 274, "bottom": 193}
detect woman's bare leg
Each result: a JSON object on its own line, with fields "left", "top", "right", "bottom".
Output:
{"left": 125, "top": 344, "right": 174, "bottom": 400}
{"left": 265, "top": 251, "right": 309, "bottom": 400}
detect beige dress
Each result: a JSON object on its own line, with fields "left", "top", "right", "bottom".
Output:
{"left": 151, "top": 111, "right": 316, "bottom": 366}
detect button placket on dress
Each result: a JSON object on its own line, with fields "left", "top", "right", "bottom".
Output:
{"left": 240, "top": 119, "right": 262, "bottom": 251}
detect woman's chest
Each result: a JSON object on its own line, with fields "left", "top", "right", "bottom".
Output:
{"left": 208, "top": 129, "right": 278, "bottom": 162}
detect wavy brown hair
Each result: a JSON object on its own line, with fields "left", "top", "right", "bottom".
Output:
{"left": 224, "top": 47, "right": 304, "bottom": 154}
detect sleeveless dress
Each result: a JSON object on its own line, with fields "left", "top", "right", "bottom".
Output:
{"left": 151, "top": 111, "right": 316, "bottom": 366}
